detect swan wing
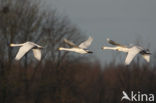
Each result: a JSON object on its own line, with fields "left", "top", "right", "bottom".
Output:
{"left": 125, "top": 47, "right": 141, "bottom": 65}
{"left": 79, "top": 36, "right": 93, "bottom": 49}
{"left": 32, "top": 49, "right": 41, "bottom": 61}
{"left": 107, "top": 38, "right": 126, "bottom": 47}
{"left": 15, "top": 43, "right": 35, "bottom": 60}
{"left": 142, "top": 54, "right": 150, "bottom": 62}
{"left": 64, "top": 38, "right": 78, "bottom": 47}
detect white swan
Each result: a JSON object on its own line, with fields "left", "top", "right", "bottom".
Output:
{"left": 10, "top": 41, "right": 43, "bottom": 61}
{"left": 102, "top": 38, "right": 151, "bottom": 65}
{"left": 59, "top": 36, "right": 93, "bottom": 54}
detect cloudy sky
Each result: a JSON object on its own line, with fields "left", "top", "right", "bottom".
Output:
{"left": 44, "top": 0, "right": 156, "bottom": 64}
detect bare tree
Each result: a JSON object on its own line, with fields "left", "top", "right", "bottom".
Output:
{"left": 0, "top": 0, "right": 84, "bottom": 67}
{"left": 0, "top": 0, "right": 85, "bottom": 103}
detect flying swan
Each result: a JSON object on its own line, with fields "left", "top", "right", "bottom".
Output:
{"left": 10, "top": 41, "right": 43, "bottom": 61}
{"left": 59, "top": 36, "right": 93, "bottom": 54}
{"left": 102, "top": 38, "right": 151, "bottom": 65}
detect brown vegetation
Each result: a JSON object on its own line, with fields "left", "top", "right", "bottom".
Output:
{"left": 0, "top": 60, "right": 156, "bottom": 103}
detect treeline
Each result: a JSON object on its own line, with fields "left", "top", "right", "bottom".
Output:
{"left": 0, "top": 60, "right": 156, "bottom": 103}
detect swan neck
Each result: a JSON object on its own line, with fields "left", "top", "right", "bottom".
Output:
{"left": 10, "top": 43, "right": 23, "bottom": 47}
{"left": 103, "top": 46, "right": 116, "bottom": 50}
{"left": 59, "top": 47, "right": 71, "bottom": 51}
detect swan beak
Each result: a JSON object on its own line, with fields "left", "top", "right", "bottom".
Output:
{"left": 57, "top": 47, "right": 61, "bottom": 50}
{"left": 101, "top": 46, "right": 105, "bottom": 50}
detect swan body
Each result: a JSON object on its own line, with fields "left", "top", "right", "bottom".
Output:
{"left": 59, "top": 36, "right": 93, "bottom": 54}
{"left": 10, "top": 41, "right": 43, "bottom": 61}
{"left": 102, "top": 38, "right": 151, "bottom": 65}
{"left": 103, "top": 46, "right": 129, "bottom": 52}
{"left": 59, "top": 47, "right": 90, "bottom": 54}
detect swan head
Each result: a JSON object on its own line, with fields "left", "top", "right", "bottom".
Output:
{"left": 101, "top": 46, "right": 109, "bottom": 50}
{"left": 101, "top": 46, "right": 105, "bottom": 50}
{"left": 58, "top": 47, "right": 63, "bottom": 50}
{"left": 10, "top": 44, "right": 15, "bottom": 47}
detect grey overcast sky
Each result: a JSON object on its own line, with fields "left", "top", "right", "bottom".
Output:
{"left": 44, "top": 0, "right": 156, "bottom": 64}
